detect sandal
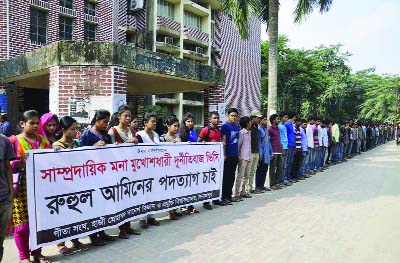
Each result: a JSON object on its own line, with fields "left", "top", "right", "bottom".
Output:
{"left": 126, "top": 227, "right": 141, "bottom": 235}
{"left": 71, "top": 240, "right": 89, "bottom": 251}
{"left": 58, "top": 246, "right": 74, "bottom": 256}
{"left": 33, "top": 255, "right": 53, "bottom": 263}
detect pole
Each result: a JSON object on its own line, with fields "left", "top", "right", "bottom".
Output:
{"left": 396, "top": 79, "right": 399, "bottom": 126}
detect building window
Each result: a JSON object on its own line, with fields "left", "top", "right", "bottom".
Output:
{"left": 183, "top": 92, "right": 203, "bottom": 102}
{"left": 59, "top": 16, "right": 73, "bottom": 40}
{"left": 60, "top": 0, "right": 73, "bottom": 9}
{"left": 183, "top": 105, "right": 203, "bottom": 126}
{"left": 84, "top": 22, "right": 96, "bottom": 41}
{"left": 30, "top": 8, "right": 47, "bottom": 44}
{"left": 158, "top": 0, "right": 174, "bottom": 19}
{"left": 184, "top": 11, "right": 202, "bottom": 31}
{"left": 84, "top": 0, "right": 96, "bottom": 16}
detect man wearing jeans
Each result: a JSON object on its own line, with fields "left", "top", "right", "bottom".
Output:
{"left": 248, "top": 110, "right": 263, "bottom": 194}
{"left": 306, "top": 116, "right": 316, "bottom": 174}
{"left": 268, "top": 114, "right": 283, "bottom": 190}
{"left": 285, "top": 112, "right": 296, "bottom": 183}
{"left": 220, "top": 108, "right": 239, "bottom": 205}
{"left": 278, "top": 112, "right": 290, "bottom": 186}
{"left": 0, "top": 134, "right": 15, "bottom": 261}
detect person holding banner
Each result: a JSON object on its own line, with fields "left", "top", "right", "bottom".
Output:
{"left": 80, "top": 110, "right": 117, "bottom": 246}
{"left": 38, "top": 113, "right": 60, "bottom": 146}
{"left": 9, "top": 110, "right": 52, "bottom": 263}
{"left": 136, "top": 112, "right": 161, "bottom": 229}
{"left": 160, "top": 115, "right": 184, "bottom": 220}
{"left": 108, "top": 106, "right": 141, "bottom": 239}
{"left": 52, "top": 116, "right": 89, "bottom": 255}
{"left": 178, "top": 112, "right": 199, "bottom": 214}
{"left": 198, "top": 111, "right": 221, "bottom": 210}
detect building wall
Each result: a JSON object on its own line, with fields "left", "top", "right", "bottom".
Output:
{"left": 0, "top": 0, "right": 8, "bottom": 61}
{"left": 7, "top": 0, "right": 114, "bottom": 58}
{"left": 216, "top": 16, "right": 261, "bottom": 117}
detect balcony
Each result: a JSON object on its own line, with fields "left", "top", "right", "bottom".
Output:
{"left": 59, "top": 6, "right": 77, "bottom": 17}
{"left": 155, "top": 41, "right": 181, "bottom": 54}
{"left": 29, "top": 0, "right": 49, "bottom": 10}
{"left": 183, "top": 49, "right": 209, "bottom": 63}
{"left": 84, "top": 14, "right": 99, "bottom": 24}
{"left": 157, "top": 16, "right": 181, "bottom": 38}
{"left": 183, "top": 0, "right": 210, "bottom": 16}
{"left": 183, "top": 26, "right": 209, "bottom": 46}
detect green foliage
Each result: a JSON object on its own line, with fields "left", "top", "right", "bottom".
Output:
{"left": 261, "top": 36, "right": 398, "bottom": 122}
{"left": 143, "top": 105, "right": 168, "bottom": 120}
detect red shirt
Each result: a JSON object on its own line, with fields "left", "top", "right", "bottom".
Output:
{"left": 198, "top": 126, "right": 221, "bottom": 142}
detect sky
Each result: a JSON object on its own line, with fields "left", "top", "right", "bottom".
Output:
{"left": 261, "top": 0, "right": 400, "bottom": 75}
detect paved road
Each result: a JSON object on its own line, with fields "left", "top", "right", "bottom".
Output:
{"left": 3, "top": 142, "right": 400, "bottom": 263}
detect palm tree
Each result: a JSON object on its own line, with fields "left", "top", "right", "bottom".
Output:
{"left": 221, "top": 0, "right": 334, "bottom": 116}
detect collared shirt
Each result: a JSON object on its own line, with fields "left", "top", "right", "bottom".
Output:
{"left": 313, "top": 124, "right": 319, "bottom": 147}
{"left": 278, "top": 123, "right": 288, "bottom": 150}
{"left": 306, "top": 124, "right": 314, "bottom": 148}
{"left": 238, "top": 128, "right": 252, "bottom": 161}
{"left": 250, "top": 124, "right": 259, "bottom": 153}
{"left": 332, "top": 124, "right": 340, "bottom": 142}
{"left": 285, "top": 120, "right": 295, "bottom": 147}
{"left": 268, "top": 126, "right": 282, "bottom": 154}
{"left": 300, "top": 127, "right": 308, "bottom": 152}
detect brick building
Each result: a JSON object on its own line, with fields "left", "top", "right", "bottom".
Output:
{"left": 0, "top": 0, "right": 261, "bottom": 131}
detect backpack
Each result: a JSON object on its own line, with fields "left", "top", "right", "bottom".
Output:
{"left": 199, "top": 126, "right": 219, "bottom": 142}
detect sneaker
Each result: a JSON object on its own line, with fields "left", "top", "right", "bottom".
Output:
{"left": 283, "top": 181, "right": 292, "bottom": 186}
{"left": 99, "top": 232, "right": 116, "bottom": 242}
{"left": 71, "top": 241, "right": 89, "bottom": 251}
{"left": 231, "top": 196, "right": 241, "bottom": 202}
{"left": 254, "top": 187, "right": 265, "bottom": 193}
{"left": 222, "top": 199, "right": 233, "bottom": 205}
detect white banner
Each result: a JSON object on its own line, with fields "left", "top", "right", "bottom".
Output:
{"left": 26, "top": 143, "right": 224, "bottom": 249}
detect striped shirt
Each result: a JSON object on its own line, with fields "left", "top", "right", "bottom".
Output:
{"left": 294, "top": 126, "right": 302, "bottom": 151}
{"left": 313, "top": 124, "right": 319, "bottom": 147}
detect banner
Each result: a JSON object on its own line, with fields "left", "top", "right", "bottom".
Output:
{"left": 26, "top": 143, "right": 224, "bottom": 249}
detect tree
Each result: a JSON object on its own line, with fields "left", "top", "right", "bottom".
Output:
{"left": 221, "top": 0, "right": 334, "bottom": 116}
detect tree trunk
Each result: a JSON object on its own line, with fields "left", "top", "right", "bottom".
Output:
{"left": 267, "top": 0, "right": 279, "bottom": 117}
{"left": 145, "top": 0, "right": 155, "bottom": 51}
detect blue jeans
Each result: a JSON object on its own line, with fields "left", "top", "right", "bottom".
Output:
{"left": 315, "top": 147, "right": 323, "bottom": 169}
{"left": 285, "top": 146, "right": 295, "bottom": 181}
{"left": 338, "top": 142, "right": 344, "bottom": 160}
{"left": 280, "top": 150, "right": 288, "bottom": 182}
{"left": 307, "top": 147, "right": 316, "bottom": 172}
{"left": 299, "top": 151, "right": 308, "bottom": 176}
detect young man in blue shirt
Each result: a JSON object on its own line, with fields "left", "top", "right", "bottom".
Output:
{"left": 216, "top": 108, "right": 239, "bottom": 206}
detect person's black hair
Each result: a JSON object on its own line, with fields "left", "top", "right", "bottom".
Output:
{"left": 227, "top": 108, "right": 238, "bottom": 115}
{"left": 1, "top": 115, "right": 7, "bottom": 121}
{"left": 269, "top": 114, "right": 278, "bottom": 124}
{"left": 279, "top": 111, "right": 288, "bottom": 118}
{"left": 21, "top": 110, "right": 39, "bottom": 122}
{"left": 143, "top": 112, "right": 157, "bottom": 125}
{"left": 288, "top": 112, "right": 297, "bottom": 119}
{"left": 307, "top": 116, "right": 315, "bottom": 122}
{"left": 295, "top": 117, "right": 302, "bottom": 122}
{"left": 56, "top": 116, "right": 77, "bottom": 140}
{"left": 316, "top": 117, "right": 321, "bottom": 121}
{"left": 301, "top": 119, "right": 307, "bottom": 123}
{"left": 109, "top": 105, "right": 132, "bottom": 127}
{"left": 209, "top": 111, "right": 219, "bottom": 118}
{"left": 239, "top": 116, "right": 250, "bottom": 129}
{"left": 166, "top": 115, "right": 179, "bottom": 126}
{"left": 179, "top": 112, "right": 193, "bottom": 142}
{"left": 91, "top": 109, "right": 111, "bottom": 126}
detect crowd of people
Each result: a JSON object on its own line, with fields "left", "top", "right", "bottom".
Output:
{"left": 0, "top": 105, "right": 398, "bottom": 263}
